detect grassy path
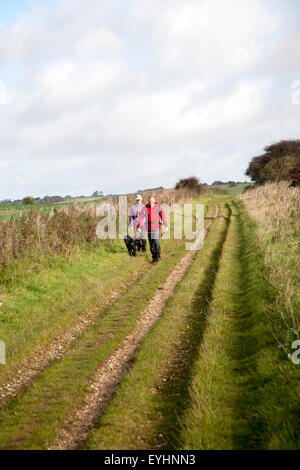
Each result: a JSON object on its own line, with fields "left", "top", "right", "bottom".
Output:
{"left": 180, "top": 199, "right": 265, "bottom": 449}
{"left": 83, "top": 202, "right": 229, "bottom": 450}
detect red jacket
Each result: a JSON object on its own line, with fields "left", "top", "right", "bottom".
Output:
{"left": 137, "top": 202, "right": 168, "bottom": 232}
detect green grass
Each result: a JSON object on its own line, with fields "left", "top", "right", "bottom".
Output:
{"left": 215, "top": 183, "right": 251, "bottom": 195}
{"left": 0, "top": 198, "right": 102, "bottom": 221}
{"left": 0, "top": 198, "right": 101, "bottom": 212}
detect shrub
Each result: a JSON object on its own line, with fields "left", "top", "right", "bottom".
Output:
{"left": 23, "top": 197, "right": 36, "bottom": 205}
{"left": 175, "top": 176, "right": 203, "bottom": 193}
{"left": 242, "top": 185, "right": 255, "bottom": 193}
{"left": 246, "top": 140, "right": 300, "bottom": 184}
{"left": 261, "top": 155, "right": 297, "bottom": 182}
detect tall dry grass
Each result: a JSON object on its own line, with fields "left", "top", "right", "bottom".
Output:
{"left": 0, "top": 204, "right": 102, "bottom": 271}
{"left": 0, "top": 187, "right": 212, "bottom": 273}
{"left": 240, "top": 182, "right": 300, "bottom": 334}
{"left": 107, "top": 186, "right": 211, "bottom": 209}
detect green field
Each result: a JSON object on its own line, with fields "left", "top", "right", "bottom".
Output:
{"left": 0, "top": 197, "right": 102, "bottom": 220}
{"left": 0, "top": 186, "right": 299, "bottom": 450}
{"left": 215, "top": 183, "right": 251, "bottom": 195}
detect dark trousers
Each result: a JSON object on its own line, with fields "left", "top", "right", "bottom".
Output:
{"left": 148, "top": 230, "right": 161, "bottom": 261}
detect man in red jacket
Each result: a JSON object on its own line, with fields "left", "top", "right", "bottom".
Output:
{"left": 137, "top": 195, "right": 168, "bottom": 263}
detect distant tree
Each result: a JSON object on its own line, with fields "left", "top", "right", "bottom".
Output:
{"left": 246, "top": 140, "right": 300, "bottom": 184}
{"left": 92, "top": 190, "right": 103, "bottom": 197}
{"left": 41, "top": 196, "right": 64, "bottom": 203}
{"left": 23, "top": 196, "right": 36, "bottom": 205}
{"left": 212, "top": 181, "right": 224, "bottom": 186}
{"left": 137, "top": 187, "right": 164, "bottom": 192}
{"left": 175, "top": 176, "right": 203, "bottom": 193}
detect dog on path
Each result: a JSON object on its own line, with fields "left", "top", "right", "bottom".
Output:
{"left": 124, "top": 235, "right": 137, "bottom": 257}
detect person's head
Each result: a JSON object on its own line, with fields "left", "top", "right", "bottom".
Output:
{"left": 136, "top": 194, "right": 142, "bottom": 204}
{"left": 148, "top": 195, "right": 156, "bottom": 207}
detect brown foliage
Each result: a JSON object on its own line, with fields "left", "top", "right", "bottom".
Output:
{"left": 175, "top": 176, "right": 203, "bottom": 193}
{"left": 246, "top": 140, "right": 300, "bottom": 185}
{"left": 290, "top": 159, "right": 300, "bottom": 187}
{"left": 0, "top": 205, "right": 100, "bottom": 270}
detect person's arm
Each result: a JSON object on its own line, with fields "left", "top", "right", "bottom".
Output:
{"left": 159, "top": 205, "right": 168, "bottom": 230}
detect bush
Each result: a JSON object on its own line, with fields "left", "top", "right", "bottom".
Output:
{"left": 175, "top": 176, "right": 203, "bottom": 193}
{"left": 261, "top": 154, "right": 297, "bottom": 182}
{"left": 23, "top": 197, "right": 36, "bottom": 205}
{"left": 242, "top": 185, "right": 255, "bottom": 193}
{"left": 246, "top": 140, "right": 300, "bottom": 184}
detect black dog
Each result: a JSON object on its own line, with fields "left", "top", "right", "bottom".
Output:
{"left": 124, "top": 235, "right": 137, "bottom": 257}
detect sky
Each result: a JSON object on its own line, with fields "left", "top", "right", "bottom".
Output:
{"left": 0, "top": 0, "right": 299, "bottom": 199}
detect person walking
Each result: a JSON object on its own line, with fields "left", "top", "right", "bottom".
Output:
{"left": 129, "top": 195, "right": 147, "bottom": 252}
{"left": 137, "top": 195, "right": 168, "bottom": 263}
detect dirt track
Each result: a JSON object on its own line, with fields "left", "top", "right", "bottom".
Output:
{"left": 49, "top": 206, "right": 219, "bottom": 450}
{"left": 0, "top": 277, "right": 141, "bottom": 407}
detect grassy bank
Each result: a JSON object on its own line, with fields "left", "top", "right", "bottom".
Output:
{"left": 240, "top": 182, "right": 300, "bottom": 348}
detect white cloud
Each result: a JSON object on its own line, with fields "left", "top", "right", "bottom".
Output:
{"left": 76, "top": 29, "right": 122, "bottom": 55}
{"left": 269, "top": 31, "right": 300, "bottom": 70}
{"left": 18, "top": 58, "right": 130, "bottom": 117}
{"left": 130, "top": 0, "right": 278, "bottom": 79}
{"left": 0, "top": 80, "right": 14, "bottom": 105}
